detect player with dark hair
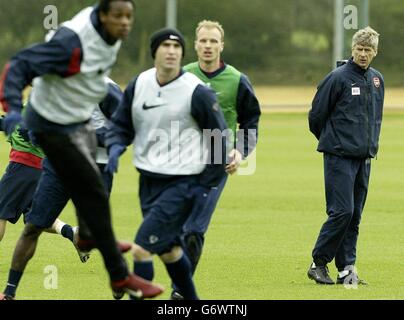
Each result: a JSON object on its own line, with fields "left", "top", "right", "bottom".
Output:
{"left": 0, "top": 81, "right": 125, "bottom": 300}
{"left": 105, "top": 27, "right": 228, "bottom": 300}
{"left": 0, "top": 0, "right": 163, "bottom": 300}
{"left": 0, "top": 113, "right": 86, "bottom": 261}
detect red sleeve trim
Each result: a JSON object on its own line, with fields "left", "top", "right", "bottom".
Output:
{"left": 65, "top": 48, "right": 81, "bottom": 77}
{"left": 0, "top": 63, "right": 11, "bottom": 112}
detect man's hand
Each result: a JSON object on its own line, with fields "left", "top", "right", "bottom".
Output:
{"left": 225, "top": 149, "right": 243, "bottom": 175}
{"left": 3, "top": 111, "right": 22, "bottom": 136}
{"left": 104, "top": 144, "right": 126, "bottom": 174}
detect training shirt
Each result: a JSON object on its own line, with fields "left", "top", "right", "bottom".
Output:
{"left": 0, "top": 6, "right": 121, "bottom": 125}
{"left": 184, "top": 62, "right": 261, "bottom": 158}
{"left": 91, "top": 80, "right": 122, "bottom": 164}
{"left": 106, "top": 68, "right": 228, "bottom": 187}
{"left": 7, "top": 124, "right": 44, "bottom": 169}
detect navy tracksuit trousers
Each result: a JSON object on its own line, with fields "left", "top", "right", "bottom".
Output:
{"left": 312, "top": 153, "right": 371, "bottom": 270}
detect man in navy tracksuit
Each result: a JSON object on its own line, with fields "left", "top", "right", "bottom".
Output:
{"left": 307, "top": 27, "right": 384, "bottom": 285}
{"left": 0, "top": 0, "right": 163, "bottom": 300}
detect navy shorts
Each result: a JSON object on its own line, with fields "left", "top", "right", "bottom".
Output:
{"left": 135, "top": 174, "right": 210, "bottom": 255}
{"left": 25, "top": 158, "right": 70, "bottom": 228}
{"left": 0, "top": 162, "right": 42, "bottom": 224}
{"left": 25, "top": 158, "right": 113, "bottom": 228}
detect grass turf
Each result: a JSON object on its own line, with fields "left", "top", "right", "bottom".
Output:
{"left": 1, "top": 112, "right": 404, "bottom": 299}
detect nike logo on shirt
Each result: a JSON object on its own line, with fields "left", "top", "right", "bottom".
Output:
{"left": 142, "top": 103, "right": 165, "bottom": 110}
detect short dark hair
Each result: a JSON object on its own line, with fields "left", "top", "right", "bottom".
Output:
{"left": 99, "top": 0, "right": 135, "bottom": 14}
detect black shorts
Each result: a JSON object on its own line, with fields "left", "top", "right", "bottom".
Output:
{"left": 0, "top": 162, "right": 42, "bottom": 223}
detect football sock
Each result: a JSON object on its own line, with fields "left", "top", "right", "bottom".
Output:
{"left": 61, "top": 225, "right": 74, "bottom": 242}
{"left": 130, "top": 260, "right": 154, "bottom": 300}
{"left": 134, "top": 260, "right": 154, "bottom": 281}
{"left": 53, "top": 219, "right": 65, "bottom": 235}
{"left": 4, "top": 269, "right": 23, "bottom": 297}
{"left": 164, "top": 254, "right": 198, "bottom": 300}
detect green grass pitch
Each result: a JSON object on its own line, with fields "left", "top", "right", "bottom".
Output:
{"left": 1, "top": 112, "right": 404, "bottom": 299}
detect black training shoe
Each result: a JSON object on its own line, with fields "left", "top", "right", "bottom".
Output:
{"left": 307, "top": 263, "right": 335, "bottom": 284}
{"left": 336, "top": 266, "right": 368, "bottom": 286}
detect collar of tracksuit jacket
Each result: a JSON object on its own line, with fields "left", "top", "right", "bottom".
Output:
{"left": 346, "top": 57, "right": 368, "bottom": 76}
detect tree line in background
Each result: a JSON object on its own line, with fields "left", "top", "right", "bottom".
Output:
{"left": 0, "top": 0, "right": 402, "bottom": 86}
